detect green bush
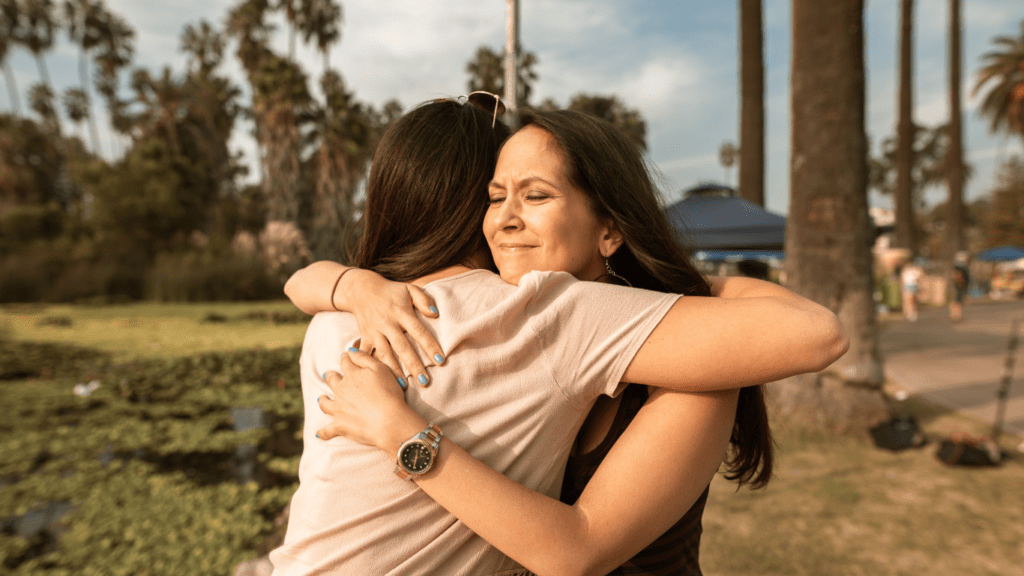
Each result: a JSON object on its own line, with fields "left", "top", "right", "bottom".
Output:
{"left": 0, "top": 342, "right": 304, "bottom": 574}
{"left": 145, "top": 251, "right": 282, "bottom": 302}
{"left": 0, "top": 204, "right": 64, "bottom": 248}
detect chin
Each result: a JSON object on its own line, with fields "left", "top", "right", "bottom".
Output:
{"left": 498, "top": 268, "right": 526, "bottom": 286}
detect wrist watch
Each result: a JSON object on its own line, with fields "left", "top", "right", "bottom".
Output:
{"left": 395, "top": 423, "right": 443, "bottom": 479}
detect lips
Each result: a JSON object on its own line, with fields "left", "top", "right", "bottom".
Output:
{"left": 496, "top": 243, "right": 537, "bottom": 251}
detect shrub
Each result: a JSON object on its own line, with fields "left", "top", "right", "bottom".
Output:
{"left": 146, "top": 251, "right": 282, "bottom": 302}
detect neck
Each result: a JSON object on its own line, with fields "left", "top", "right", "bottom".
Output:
{"left": 411, "top": 265, "right": 475, "bottom": 287}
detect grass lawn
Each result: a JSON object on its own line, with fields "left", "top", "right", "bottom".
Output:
{"left": 0, "top": 300, "right": 308, "bottom": 362}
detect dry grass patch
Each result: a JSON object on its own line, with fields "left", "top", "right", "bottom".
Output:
{"left": 701, "top": 398, "right": 1024, "bottom": 576}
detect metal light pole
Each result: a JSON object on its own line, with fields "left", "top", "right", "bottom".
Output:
{"left": 504, "top": 0, "right": 519, "bottom": 122}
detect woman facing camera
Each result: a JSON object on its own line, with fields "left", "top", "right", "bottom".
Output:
{"left": 274, "top": 103, "right": 847, "bottom": 576}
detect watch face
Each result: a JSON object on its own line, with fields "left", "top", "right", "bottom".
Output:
{"left": 399, "top": 442, "right": 433, "bottom": 474}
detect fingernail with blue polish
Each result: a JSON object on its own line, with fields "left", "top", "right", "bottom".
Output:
{"left": 322, "top": 372, "right": 327, "bottom": 380}
{"left": 429, "top": 305, "right": 439, "bottom": 315}
{"left": 397, "top": 377, "right": 408, "bottom": 390}
{"left": 315, "top": 432, "right": 320, "bottom": 439}
{"left": 348, "top": 346, "right": 359, "bottom": 353}
{"left": 434, "top": 353, "right": 444, "bottom": 364}
{"left": 417, "top": 374, "right": 428, "bottom": 385}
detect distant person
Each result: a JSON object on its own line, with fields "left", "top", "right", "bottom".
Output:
{"left": 900, "top": 262, "right": 922, "bottom": 322}
{"left": 950, "top": 251, "right": 970, "bottom": 322}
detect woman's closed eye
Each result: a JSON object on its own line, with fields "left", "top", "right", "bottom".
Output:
{"left": 487, "top": 196, "right": 506, "bottom": 205}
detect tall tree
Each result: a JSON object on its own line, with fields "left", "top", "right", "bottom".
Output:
{"left": 63, "top": 0, "right": 105, "bottom": 154}
{"left": 972, "top": 21, "right": 1024, "bottom": 140}
{"left": 0, "top": 0, "right": 23, "bottom": 115}
{"left": 738, "top": 0, "right": 764, "bottom": 206}
{"left": 776, "top": 0, "right": 887, "bottom": 433}
{"left": 298, "top": 0, "right": 341, "bottom": 74}
{"left": 130, "top": 67, "right": 185, "bottom": 157}
{"left": 91, "top": 7, "right": 134, "bottom": 155}
{"left": 180, "top": 19, "right": 243, "bottom": 191}
{"left": 983, "top": 156, "right": 1024, "bottom": 249}
{"left": 227, "top": 0, "right": 311, "bottom": 225}
{"left": 946, "top": 0, "right": 965, "bottom": 255}
{"left": 894, "top": 0, "right": 916, "bottom": 254}
{"left": 465, "top": 45, "right": 537, "bottom": 106}
{"left": 17, "top": 0, "right": 57, "bottom": 94}
{"left": 870, "top": 122, "right": 973, "bottom": 216}
{"left": 307, "top": 70, "right": 376, "bottom": 261}
{"left": 565, "top": 93, "right": 646, "bottom": 151}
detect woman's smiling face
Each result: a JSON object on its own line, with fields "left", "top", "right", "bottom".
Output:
{"left": 484, "top": 126, "right": 622, "bottom": 285}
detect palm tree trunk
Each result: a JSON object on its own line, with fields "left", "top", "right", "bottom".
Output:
{"left": 946, "top": 0, "right": 965, "bottom": 255}
{"left": 79, "top": 52, "right": 103, "bottom": 155}
{"left": 2, "top": 62, "right": 21, "bottom": 115}
{"left": 772, "top": 0, "right": 887, "bottom": 433}
{"left": 739, "top": 0, "right": 765, "bottom": 206}
{"left": 895, "top": 0, "right": 916, "bottom": 253}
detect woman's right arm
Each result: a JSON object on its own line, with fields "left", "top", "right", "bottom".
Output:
{"left": 284, "top": 261, "right": 444, "bottom": 384}
{"left": 621, "top": 275, "right": 849, "bottom": 391}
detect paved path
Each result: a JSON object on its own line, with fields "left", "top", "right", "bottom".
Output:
{"left": 879, "top": 299, "right": 1024, "bottom": 438}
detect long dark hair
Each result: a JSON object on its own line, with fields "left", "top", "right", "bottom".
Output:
{"left": 519, "top": 108, "right": 773, "bottom": 488}
{"left": 356, "top": 99, "right": 510, "bottom": 281}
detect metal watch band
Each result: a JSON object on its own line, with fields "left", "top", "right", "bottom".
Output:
{"left": 394, "top": 423, "right": 443, "bottom": 479}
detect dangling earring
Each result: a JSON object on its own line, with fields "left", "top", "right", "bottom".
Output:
{"left": 596, "top": 258, "right": 632, "bottom": 287}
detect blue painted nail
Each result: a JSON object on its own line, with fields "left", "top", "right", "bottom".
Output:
{"left": 315, "top": 432, "right": 320, "bottom": 439}
{"left": 417, "top": 374, "right": 428, "bottom": 385}
{"left": 429, "top": 305, "right": 439, "bottom": 315}
{"left": 348, "top": 346, "right": 359, "bottom": 353}
{"left": 397, "top": 377, "right": 408, "bottom": 390}
{"left": 434, "top": 353, "right": 444, "bottom": 364}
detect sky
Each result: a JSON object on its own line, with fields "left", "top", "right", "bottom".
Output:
{"left": 2, "top": 0, "right": 1022, "bottom": 216}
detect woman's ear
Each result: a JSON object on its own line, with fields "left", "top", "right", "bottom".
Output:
{"left": 599, "top": 219, "right": 624, "bottom": 258}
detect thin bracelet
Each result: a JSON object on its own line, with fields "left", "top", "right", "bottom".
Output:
{"left": 330, "top": 267, "right": 356, "bottom": 311}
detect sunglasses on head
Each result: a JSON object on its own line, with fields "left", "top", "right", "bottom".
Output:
{"left": 435, "top": 91, "right": 507, "bottom": 128}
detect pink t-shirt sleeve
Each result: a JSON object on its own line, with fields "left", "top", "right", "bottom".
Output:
{"left": 523, "top": 271, "right": 681, "bottom": 408}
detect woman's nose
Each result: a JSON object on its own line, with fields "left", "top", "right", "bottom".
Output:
{"left": 493, "top": 197, "right": 524, "bottom": 231}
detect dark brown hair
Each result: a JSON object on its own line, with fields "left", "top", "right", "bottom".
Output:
{"left": 356, "top": 99, "right": 510, "bottom": 281}
{"left": 518, "top": 108, "right": 774, "bottom": 488}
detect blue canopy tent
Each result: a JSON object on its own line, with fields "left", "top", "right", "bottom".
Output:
{"left": 974, "top": 246, "right": 1024, "bottom": 262}
{"left": 665, "top": 184, "right": 786, "bottom": 262}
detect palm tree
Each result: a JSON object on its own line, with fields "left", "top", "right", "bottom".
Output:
{"left": 62, "top": 85, "right": 89, "bottom": 141}
{"left": 778, "top": 0, "right": 887, "bottom": 433}
{"left": 946, "top": 0, "right": 965, "bottom": 255}
{"left": 466, "top": 45, "right": 538, "bottom": 105}
{"left": 17, "top": 0, "right": 57, "bottom": 94}
{"left": 972, "top": 20, "right": 1024, "bottom": 140}
{"left": 130, "top": 67, "right": 185, "bottom": 157}
{"left": 738, "top": 0, "right": 765, "bottom": 206}
{"left": 0, "top": 0, "right": 23, "bottom": 115}
{"left": 566, "top": 93, "right": 646, "bottom": 151}
{"left": 895, "top": 0, "right": 916, "bottom": 254}
{"left": 64, "top": 0, "right": 105, "bottom": 154}
{"left": 308, "top": 70, "right": 373, "bottom": 261}
{"left": 181, "top": 20, "right": 225, "bottom": 79}
{"left": 91, "top": 7, "right": 134, "bottom": 155}
{"left": 298, "top": 0, "right": 341, "bottom": 75}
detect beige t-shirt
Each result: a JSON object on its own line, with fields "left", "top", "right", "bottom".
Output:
{"left": 270, "top": 269, "right": 679, "bottom": 576}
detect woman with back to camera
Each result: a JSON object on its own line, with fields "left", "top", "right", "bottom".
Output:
{"left": 276, "top": 102, "right": 847, "bottom": 576}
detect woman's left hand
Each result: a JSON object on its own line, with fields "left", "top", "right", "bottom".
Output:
{"left": 317, "top": 349, "right": 426, "bottom": 451}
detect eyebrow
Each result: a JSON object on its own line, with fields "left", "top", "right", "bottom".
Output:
{"left": 488, "top": 176, "right": 559, "bottom": 190}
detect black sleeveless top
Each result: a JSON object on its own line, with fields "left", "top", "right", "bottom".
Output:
{"left": 560, "top": 384, "right": 708, "bottom": 576}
